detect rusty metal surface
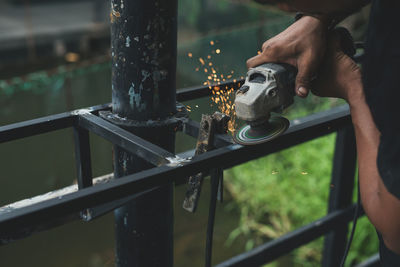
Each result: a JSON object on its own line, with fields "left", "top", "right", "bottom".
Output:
{"left": 183, "top": 112, "right": 230, "bottom": 212}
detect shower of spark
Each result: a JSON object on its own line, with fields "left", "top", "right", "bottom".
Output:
{"left": 187, "top": 40, "right": 240, "bottom": 133}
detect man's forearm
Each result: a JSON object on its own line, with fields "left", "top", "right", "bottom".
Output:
{"left": 299, "top": 0, "right": 371, "bottom": 28}
{"left": 349, "top": 84, "right": 400, "bottom": 254}
{"left": 256, "top": 0, "right": 371, "bottom": 26}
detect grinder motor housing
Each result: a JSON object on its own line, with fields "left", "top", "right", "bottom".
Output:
{"left": 235, "top": 63, "right": 297, "bottom": 124}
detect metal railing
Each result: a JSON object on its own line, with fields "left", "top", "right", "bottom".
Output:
{"left": 0, "top": 0, "right": 379, "bottom": 264}
{"left": 0, "top": 77, "right": 379, "bottom": 266}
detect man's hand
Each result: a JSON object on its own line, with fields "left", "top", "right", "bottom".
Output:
{"left": 310, "top": 29, "right": 362, "bottom": 106}
{"left": 246, "top": 16, "right": 329, "bottom": 98}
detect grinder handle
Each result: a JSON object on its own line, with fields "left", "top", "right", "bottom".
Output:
{"left": 255, "top": 62, "right": 297, "bottom": 96}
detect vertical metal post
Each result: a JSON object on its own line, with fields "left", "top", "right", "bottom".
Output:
{"left": 322, "top": 126, "right": 357, "bottom": 267}
{"left": 110, "top": 0, "right": 177, "bottom": 266}
{"left": 73, "top": 126, "right": 93, "bottom": 189}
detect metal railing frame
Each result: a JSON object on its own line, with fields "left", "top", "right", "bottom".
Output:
{"left": 0, "top": 77, "right": 378, "bottom": 265}
{"left": 0, "top": 0, "right": 377, "bottom": 263}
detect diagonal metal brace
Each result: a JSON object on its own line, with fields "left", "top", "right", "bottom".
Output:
{"left": 182, "top": 112, "right": 230, "bottom": 212}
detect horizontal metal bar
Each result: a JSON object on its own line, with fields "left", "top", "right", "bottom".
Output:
{"left": 82, "top": 187, "right": 158, "bottom": 222}
{"left": 78, "top": 113, "right": 174, "bottom": 166}
{"left": 0, "top": 112, "right": 75, "bottom": 143}
{"left": 0, "top": 105, "right": 351, "bottom": 242}
{"left": 0, "top": 80, "right": 234, "bottom": 144}
{"left": 176, "top": 79, "right": 244, "bottom": 102}
{"left": 0, "top": 174, "right": 113, "bottom": 216}
{"left": 0, "top": 174, "right": 113, "bottom": 243}
{"left": 215, "top": 205, "right": 359, "bottom": 267}
{"left": 0, "top": 103, "right": 110, "bottom": 143}
{"left": 0, "top": 149, "right": 194, "bottom": 238}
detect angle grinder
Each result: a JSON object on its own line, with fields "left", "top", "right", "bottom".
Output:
{"left": 233, "top": 27, "right": 356, "bottom": 145}
{"left": 233, "top": 63, "right": 297, "bottom": 145}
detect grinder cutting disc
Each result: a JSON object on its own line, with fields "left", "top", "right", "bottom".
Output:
{"left": 233, "top": 116, "right": 289, "bottom": 145}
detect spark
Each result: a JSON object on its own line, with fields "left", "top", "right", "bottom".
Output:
{"left": 190, "top": 45, "right": 238, "bottom": 133}
{"left": 65, "top": 52, "right": 80, "bottom": 63}
{"left": 199, "top": 58, "right": 205, "bottom": 65}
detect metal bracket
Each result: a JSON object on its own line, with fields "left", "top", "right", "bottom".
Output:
{"left": 78, "top": 103, "right": 189, "bottom": 222}
{"left": 182, "top": 112, "right": 230, "bottom": 213}
{"left": 98, "top": 102, "right": 189, "bottom": 130}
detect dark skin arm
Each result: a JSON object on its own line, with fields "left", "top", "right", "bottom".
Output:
{"left": 313, "top": 32, "right": 400, "bottom": 254}
{"left": 247, "top": 0, "right": 370, "bottom": 97}
{"left": 249, "top": 0, "right": 400, "bottom": 253}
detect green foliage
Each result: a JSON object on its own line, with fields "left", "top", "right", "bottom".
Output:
{"left": 226, "top": 132, "right": 334, "bottom": 266}
{"left": 225, "top": 98, "right": 379, "bottom": 266}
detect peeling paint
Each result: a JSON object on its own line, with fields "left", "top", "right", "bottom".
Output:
{"left": 128, "top": 83, "right": 146, "bottom": 112}
{"left": 166, "top": 156, "right": 190, "bottom": 167}
{"left": 122, "top": 158, "right": 127, "bottom": 172}
{"left": 128, "top": 83, "right": 135, "bottom": 108}
{"left": 141, "top": 70, "right": 150, "bottom": 82}
{"left": 71, "top": 108, "right": 93, "bottom": 115}
{"left": 110, "top": 1, "right": 121, "bottom": 23}
{"left": 125, "top": 36, "right": 131, "bottom": 47}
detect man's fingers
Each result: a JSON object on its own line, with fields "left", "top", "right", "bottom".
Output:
{"left": 246, "top": 54, "right": 266, "bottom": 69}
{"left": 247, "top": 41, "right": 283, "bottom": 69}
{"left": 295, "top": 55, "right": 317, "bottom": 98}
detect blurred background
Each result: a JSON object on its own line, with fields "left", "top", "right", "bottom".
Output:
{"left": 0, "top": 0, "right": 375, "bottom": 266}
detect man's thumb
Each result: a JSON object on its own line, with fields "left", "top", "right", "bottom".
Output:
{"left": 295, "top": 65, "right": 313, "bottom": 98}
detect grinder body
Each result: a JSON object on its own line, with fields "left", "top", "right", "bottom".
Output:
{"left": 233, "top": 63, "right": 297, "bottom": 145}
{"left": 235, "top": 63, "right": 297, "bottom": 125}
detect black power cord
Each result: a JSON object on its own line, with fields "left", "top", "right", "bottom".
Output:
{"left": 340, "top": 176, "right": 361, "bottom": 267}
{"left": 205, "top": 169, "right": 222, "bottom": 267}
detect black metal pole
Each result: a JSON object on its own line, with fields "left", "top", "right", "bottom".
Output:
{"left": 109, "top": 0, "right": 177, "bottom": 266}
{"left": 322, "top": 126, "right": 357, "bottom": 267}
